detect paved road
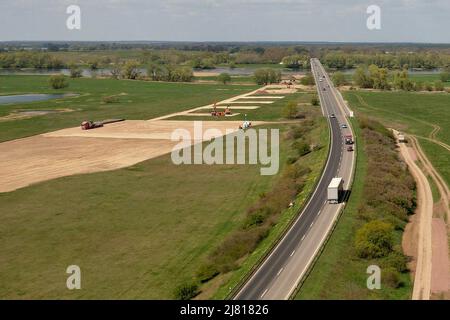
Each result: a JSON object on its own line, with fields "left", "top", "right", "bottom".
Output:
{"left": 234, "top": 59, "right": 356, "bottom": 300}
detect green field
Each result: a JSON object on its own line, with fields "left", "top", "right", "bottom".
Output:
{"left": 0, "top": 143, "right": 280, "bottom": 299}
{"left": 0, "top": 75, "right": 329, "bottom": 299}
{"left": 0, "top": 75, "right": 258, "bottom": 142}
{"left": 409, "top": 74, "right": 450, "bottom": 87}
{"left": 344, "top": 90, "right": 450, "bottom": 186}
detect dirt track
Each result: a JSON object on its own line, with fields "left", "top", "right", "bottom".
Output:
{"left": 431, "top": 218, "right": 450, "bottom": 295}
{"left": 396, "top": 131, "right": 433, "bottom": 300}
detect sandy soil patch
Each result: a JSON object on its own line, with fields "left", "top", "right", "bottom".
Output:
{"left": 264, "top": 89, "right": 298, "bottom": 94}
{"left": 219, "top": 101, "right": 275, "bottom": 105}
{"left": 0, "top": 136, "right": 178, "bottom": 193}
{"left": 199, "top": 106, "right": 260, "bottom": 110}
{"left": 193, "top": 72, "right": 220, "bottom": 77}
{"left": 403, "top": 214, "right": 419, "bottom": 281}
{"left": 1, "top": 120, "right": 262, "bottom": 193}
{"left": 239, "top": 96, "right": 285, "bottom": 99}
{"left": 43, "top": 120, "right": 250, "bottom": 140}
{"left": 431, "top": 218, "right": 450, "bottom": 294}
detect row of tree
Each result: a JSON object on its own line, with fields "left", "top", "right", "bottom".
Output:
{"left": 0, "top": 52, "right": 65, "bottom": 69}
{"left": 331, "top": 65, "right": 448, "bottom": 92}
{"left": 321, "top": 51, "right": 450, "bottom": 70}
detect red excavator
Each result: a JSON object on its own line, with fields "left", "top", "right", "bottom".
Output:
{"left": 81, "top": 119, "right": 125, "bottom": 130}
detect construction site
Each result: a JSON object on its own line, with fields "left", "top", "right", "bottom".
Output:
{"left": 0, "top": 85, "right": 298, "bottom": 193}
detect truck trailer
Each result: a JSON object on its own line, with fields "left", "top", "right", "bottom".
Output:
{"left": 327, "top": 177, "right": 344, "bottom": 204}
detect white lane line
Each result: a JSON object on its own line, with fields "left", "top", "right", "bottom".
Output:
{"left": 277, "top": 268, "right": 284, "bottom": 277}
{"left": 301, "top": 235, "right": 306, "bottom": 241}
{"left": 290, "top": 250, "right": 296, "bottom": 257}
{"left": 260, "top": 289, "right": 268, "bottom": 298}
{"left": 310, "top": 222, "right": 314, "bottom": 228}
{"left": 317, "top": 210, "right": 321, "bottom": 216}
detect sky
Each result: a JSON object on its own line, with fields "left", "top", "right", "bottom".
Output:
{"left": 0, "top": 0, "right": 449, "bottom": 43}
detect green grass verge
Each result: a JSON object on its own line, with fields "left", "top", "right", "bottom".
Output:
{"left": 295, "top": 118, "right": 413, "bottom": 300}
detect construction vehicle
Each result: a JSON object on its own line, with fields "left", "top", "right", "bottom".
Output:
{"left": 81, "top": 119, "right": 125, "bottom": 130}
{"left": 345, "top": 135, "right": 354, "bottom": 145}
{"left": 328, "top": 178, "right": 344, "bottom": 204}
{"left": 239, "top": 114, "right": 252, "bottom": 130}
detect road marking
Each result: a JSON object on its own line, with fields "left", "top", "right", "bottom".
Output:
{"left": 260, "top": 289, "right": 268, "bottom": 298}
{"left": 310, "top": 222, "right": 314, "bottom": 228}
{"left": 301, "top": 235, "right": 306, "bottom": 241}
{"left": 317, "top": 210, "right": 321, "bottom": 216}
{"left": 290, "top": 250, "right": 295, "bottom": 257}
{"left": 277, "top": 268, "right": 284, "bottom": 277}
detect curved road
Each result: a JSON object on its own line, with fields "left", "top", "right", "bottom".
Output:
{"left": 234, "top": 59, "right": 355, "bottom": 300}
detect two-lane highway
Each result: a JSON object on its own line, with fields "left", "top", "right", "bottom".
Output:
{"left": 234, "top": 59, "right": 355, "bottom": 300}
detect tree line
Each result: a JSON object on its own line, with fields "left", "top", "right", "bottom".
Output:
{"left": 331, "top": 65, "right": 449, "bottom": 92}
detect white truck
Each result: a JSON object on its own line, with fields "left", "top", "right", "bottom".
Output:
{"left": 327, "top": 177, "right": 344, "bottom": 204}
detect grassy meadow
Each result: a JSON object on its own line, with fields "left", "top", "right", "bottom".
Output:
{"left": 0, "top": 75, "right": 258, "bottom": 142}
{"left": 343, "top": 90, "right": 450, "bottom": 186}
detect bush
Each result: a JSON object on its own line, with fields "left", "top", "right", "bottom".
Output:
{"left": 293, "top": 140, "right": 311, "bottom": 157}
{"left": 69, "top": 66, "right": 82, "bottom": 78}
{"left": 383, "top": 267, "right": 403, "bottom": 289}
{"left": 300, "top": 73, "right": 315, "bottom": 86}
{"left": 102, "top": 95, "right": 119, "bottom": 104}
{"left": 283, "top": 101, "right": 298, "bottom": 119}
{"left": 424, "top": 82, "right": 434, "bottom": 91}
{"left": 174, "top": 281, "right": 199, "bottom": 300}
{"left": 435, "top": 80, "right": 445, "bottom": 91}
{"left": 49, "top": 74, "right": 69, "bottom": 89}
{"left": 332, "top": 71, "right": 347, "bottom": 87}
{"left": 440, "top": 72, "right": 450, "bottom": 82}
{"left": 254, "top": 68, "right": 281, "bottom": 85}
{"left": 355, "top": 220, "right": 394, "bottom": 258}
{"left": 218, "top": 73, "right": 232, "bottom": 85}
{"left": 121, "top": 60, "right": 141, "bottom": 80}
{"left": 384, "top": 251, "right": 409, "bottom": 273}
{"left": 196, "top": 263, "right": 220, "bottom": 283}
{"left": 311, "top": 94, "right": 320, "bottom": 106}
